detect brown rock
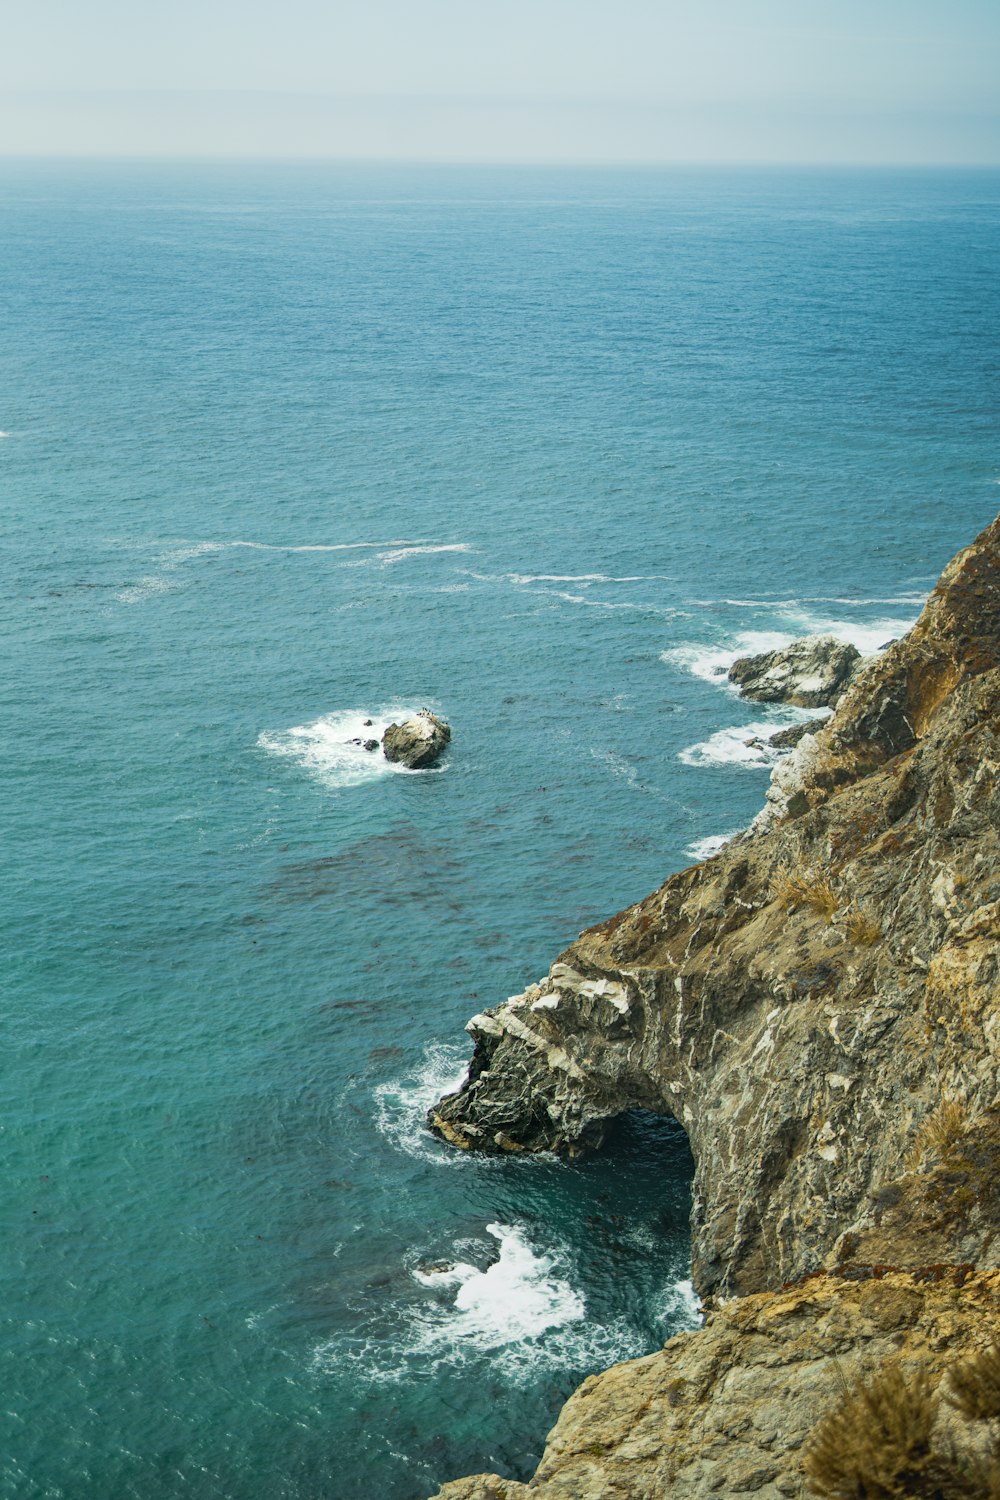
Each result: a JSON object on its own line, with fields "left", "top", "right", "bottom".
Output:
{"left": 431, "top": 514, "right": 1000, "bottom": 1298}
{"left": 382, "top": 709, "right": 451, "bottom": 769}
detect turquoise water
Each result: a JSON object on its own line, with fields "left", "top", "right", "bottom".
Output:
{"left": 2, "top": 161, "right": 998, "bottom": 1499}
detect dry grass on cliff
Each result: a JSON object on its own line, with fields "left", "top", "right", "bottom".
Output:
{"left": 841, "top": 903, "right": 882, "bottom": 945}
{"left": 771, "top": 865, "right": 840, "bottom": 922}
{"left": 906, "top": 1096, "right": 970, "bottom": 1169}
{"left": 804, "top": 1361, "right": 937, "bottom": 1498}
{"left": 946, "top": 1343, "right": 1000, "bottom": 1423}
{"left": 805, "top": 1354, "right": 1000, "bottom": 1499}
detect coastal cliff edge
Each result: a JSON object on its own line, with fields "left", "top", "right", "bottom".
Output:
{"left": 427, "top": 514, "right": 1000, "bottom": 1499}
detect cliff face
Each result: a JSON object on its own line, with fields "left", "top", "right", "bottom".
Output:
{"left": 431, "top": 514, "right": 1000, "bottom": 1302}
{"left": 431, "top": 1268, "right": 1000, "bottom": 1500}
{"left": 427, "top": 516, "right": 1000, "bottom": 1500}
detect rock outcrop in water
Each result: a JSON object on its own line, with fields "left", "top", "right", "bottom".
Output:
{"left": 427, "top": 515, "right": 1000, "bottom": 1500}
{"left": 382, "top": 709, "right": 451, "bottom": 768}
{"left": 729, "top": 634, "right": 861, "bottom": 707}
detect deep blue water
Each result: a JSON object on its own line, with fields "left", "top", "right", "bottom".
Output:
{"left": 1, "top": 161, "right": 998, "bottom": 1500}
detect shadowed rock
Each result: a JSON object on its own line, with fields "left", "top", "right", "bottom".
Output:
{"left": 768, "top": 717, "right": 828, "bottom": 751}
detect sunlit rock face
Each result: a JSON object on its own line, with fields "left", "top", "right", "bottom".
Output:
{"left": 382, "top": 709, "right": 451, "bottom": 768}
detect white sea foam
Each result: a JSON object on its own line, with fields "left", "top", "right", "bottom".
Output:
{"left": 410, "top": 1224, "right": 585, "bottom": 1350}
{"left": 115, "top": 574, "right": 176, "bottom": 605}
{"left": 311, "top": 1216, "right": 678, "bottom": 1386}
{"left": 0, "top": 430, "right": 9, "bottom": 438}
{"left": 506, "top": 573, "right": 667, "bottom": 585}
{"left": 678, "top": 722, "right": 790, "bottom": 770}
{"left": 112, "top": 537, "right": 440, "bottom": 604}
{"left": 652, "top": 1277, "right": 702, "bottom": 1333}
{"left": 664, "top": 606, "right": 920, "bottom": 689}
{"left": 599, "top": 749, "right": 643, "bottom": 790}
{"left": 257, "top": 707, "right": 447, "bottom": 789}
{"left": 773, "top": 610, "right": 919, "bottom": 657}
{"left": 161, "top": 536, "right": 424, "bottom": 557}
{"left": 372, "top": 1042, "right": 472, "bottom": 1165}
{"left": 594, "top": 749, "right": 688, "bottom": 812}
{"left": 663, "top": 630, "right": 793, "bottom": 685}
{"left": 554, "top": 592, "right": 679, "bottom": 614}
{"left": 378, "top": 543, "right": 472, "bottom": 565}
{"left": 693, "top": 594, "right": 928, "bottom": 609}
{"left": 311, "top": 1222, "right": 651, "bottom": 1385}
{"left": 685, "top": 830, "right": 743, "bottom": 861}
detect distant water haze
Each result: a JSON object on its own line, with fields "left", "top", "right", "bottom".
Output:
{"left": 1, "top": 0, "right": 998, "bottom": 160}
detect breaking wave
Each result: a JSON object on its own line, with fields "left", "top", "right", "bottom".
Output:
{"left": 685, "top": 830, "right": 743, "bottom": 861}
{"left": 373, "top": 1042, "right": 472, "bottom": 1166}
{"left": 257, "top": 707, "right": 448, "bottom": 789}
{"left": 678, "top": 722, "right": 790, "bottom": 769}
{"left": 662, "top": 631, "right": 792, "bottom": 686}
{"left": 408, "top": 1223, "right": 585, "bottom": 1352}
{"left": 663, "top": 600, "right": 924, "bottom": 688}
{"left": 310, "top": 1222, "right": 692, "bottom": 1386}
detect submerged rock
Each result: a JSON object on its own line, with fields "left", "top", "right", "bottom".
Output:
{"left": 728, "top": 634, "right": 861, "bottom": 707}
{"left": 382, "top": 710, "right": 451, "bottom": 769}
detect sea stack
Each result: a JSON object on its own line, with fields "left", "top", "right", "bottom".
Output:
{"left": 382, "top": 709, "right": 451, "bottom": 769}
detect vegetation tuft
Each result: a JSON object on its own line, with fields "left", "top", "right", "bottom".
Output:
{"left": 907, "top": 1097, "right": 970, "bottom": 1169}
{"left": 946, "top": 1344, "right": 1000, "bottom": 1424}
{"left": 805, "top": 1351, "right": 1000, "bottom": 1499}
{"left": 804, "top": 1362, "right": 937, "bottom": 1498}
{"left": 842, "top": 903, "right": 882, "bottom": 945}
{"left": 772, "top": 865, "right": 841, "bottom": 922}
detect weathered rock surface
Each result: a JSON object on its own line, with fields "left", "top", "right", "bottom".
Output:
{"left": 382, "top": 709, "right": 451, "bottom": 768}
{"left": 427, "top": 515, "right": 1000, "bottom": 1499}
{"left": 728, "top": 634, "right": 861, "bottom": 707}
{"left": 429, "top": 1268, "right": 1000, "bottom": 1500}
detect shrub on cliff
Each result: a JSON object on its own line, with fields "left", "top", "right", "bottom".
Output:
{"left": 804, "top": 1350, "right": 1000, "bottom": 1499}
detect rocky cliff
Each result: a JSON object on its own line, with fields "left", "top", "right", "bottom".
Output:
{"left": 426, "top": 514, "right": 1000, "bottom": 1499}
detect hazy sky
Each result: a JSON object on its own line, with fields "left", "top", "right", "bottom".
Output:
{"left": 1, "top": 0, "right": 998, "bottom": 162}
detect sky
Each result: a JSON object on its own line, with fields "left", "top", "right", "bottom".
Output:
{"left": 1, "top": 0, "right": 998, "bottom": 163}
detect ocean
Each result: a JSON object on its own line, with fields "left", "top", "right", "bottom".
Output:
{"left": 2, "top": 160, "right": 998, "bottom": 1499}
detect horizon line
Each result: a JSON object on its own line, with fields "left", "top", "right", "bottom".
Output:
{"left": 2, "top": 153, "right": 999, "bottom": 169}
